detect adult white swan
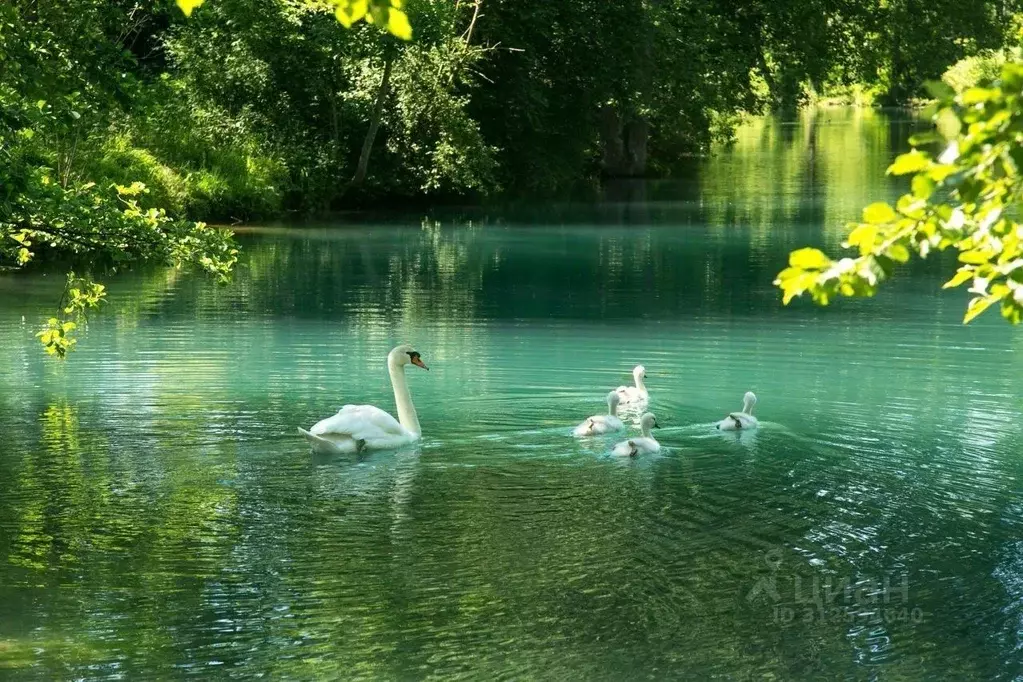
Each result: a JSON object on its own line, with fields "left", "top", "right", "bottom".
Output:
{"left": 298, "top": 344, "right": 429, "bottom": 455}
{"left": 716, "top": 391, "right": 758, "bottom": 431}
{"left": 573, "top": 391, "right": 625, "bottom": 437}
{"left": 612, "top": 413, "right": 661, "bottom": 456}
{"left": 615, "top": 365, "right": 649, "bottom": 405}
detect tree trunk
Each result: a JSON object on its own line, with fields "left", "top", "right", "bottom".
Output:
{"left": 600, "top": 104, "right": 627, "bottom": 176}
{"left": 623, "top": 118, "right": 648, "bottom": 176}
{"left": 346, "top": 56, "right": 394, "bottom": 193}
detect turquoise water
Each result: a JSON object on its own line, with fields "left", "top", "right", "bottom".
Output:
{"left": 2, "top": 109, "right": 1023, "bottom": 678}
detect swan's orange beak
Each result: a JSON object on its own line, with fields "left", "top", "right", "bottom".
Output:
{"left": 411, "top": 355, "right": 429, "bottom": 370}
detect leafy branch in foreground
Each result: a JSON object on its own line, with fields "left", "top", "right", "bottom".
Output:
{"left": 176, "top": 0, "right": 413, "bottom": 40}
{"left": 36, "top": 273, "right": 105, "bottom": 358}
{"left": 2, "top": 178, "right": 238, "bottom": 358}
{"left": 776, "top": 64, "right": 1023, "bottom": 324}
{"left": 0, "top": 2, "right": 240, "bottom": 359}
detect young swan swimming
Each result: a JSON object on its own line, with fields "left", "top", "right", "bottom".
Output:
{"left": 615, "top": 365, "right": 649, "bottom": 405}
{"left": 716, "top": 391, "right": 759, "bottom": 431}
{"left": 612, "top": 413, "right": 661, "bottom": 457}
{"left": 573, "top": 391, "right": 625, "bottom": 437}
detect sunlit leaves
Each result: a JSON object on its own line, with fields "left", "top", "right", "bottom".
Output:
{"left": 845, "top": 224, "right": 878, "bottom": 255}
{"left": 944, "top": 268, "right": 973, "bottom": 289}
{"left": 32, "top": 273, "right": 107, "bottom": 359}
{"left": 176, "top": 0, "right": 206, "bottom": 16}
{"left": 863, "top": 202, "right": 896, "bottom": 224}
{"left": 3, "top": 174, "right": 238, "bottom": 357}
{"left": 334, "top": 0, "right": 368, "bottom": 27}
{"left": 888, "top": 150, "right": 930, "bottom": 176}
{"left": 963, "top": 295, "right": 997, "bottom": 324}
{"left": 788, "top": 247, "right": 831, "bottom": 270}
{"left": 776, "top": 61, "right": 1023, "bottom": 325}
{"left": 36, "top": 318, "right": 78, "bottom": 358}
{"left": 385, "top": 8, "right": 413, "bottom": 40}
{"left": 179, "top": 0, "right": 413, "bottom": 39}
{"left": 325, "top": 0, "right": 414, "bottom": 39}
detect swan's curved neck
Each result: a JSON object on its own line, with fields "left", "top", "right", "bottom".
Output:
{"left": 641, "top": 422, "right": 653, "bottom": 438}
{"left": 743, "top": 398, "right": 755, "bottom": 415}
{"left": 388, "top": 360, "right": 421, "bottom": 436}
{"left": 608, "top": 402, "right": 618, "bottom": 417}
{"left": 634, "top": 374, "right": 646, "bottom": 393}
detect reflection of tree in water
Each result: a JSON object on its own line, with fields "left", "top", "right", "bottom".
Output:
{"left": 67, "top": 110, "right": 932, "bottom": 336}
{"left": 0, "top": 396, "right": 247, "bottom": 677}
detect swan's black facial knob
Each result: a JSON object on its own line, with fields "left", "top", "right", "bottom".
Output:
{"left": 407, "top": 351, "right": 429, "bottom": 370}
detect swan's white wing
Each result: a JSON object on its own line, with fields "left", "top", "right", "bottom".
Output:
{"left": 574, "top": 417, "right": 599, "bottom": 437}
{"left": 574, "top": 415, "right": 623, "bottom": 436}
{"left": 632, "top": 437, "right": 661, "bottom": 453}
{"left": 615, "top": 386, "right": 648, "bottom": 404}
{"left": 298, "top": 427, "right": 359, "bottom": 455}
{"left": 718, "top": 412, "right": 758, "bottom": 430}
{"left": 310, "top": 404, "right": 409, "bottom": 442}
{"left": 612, "top": 439, "right": 638, "bottom": 456}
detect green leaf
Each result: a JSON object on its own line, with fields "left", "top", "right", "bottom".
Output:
{"left": 961, "top": 87, "right": 996, "bottom": 105}
{"left": 845, "top": 224, "right": 878, "bottom": 254}
{"left": 176, "top": 0, "right": 205, "bottom": 16}
{"left": 888, "top": 150, "right": 930, "bottom": 176}
{"left": 887, "top": 243, "right": 910, "bottom": 263}
{"left": 928, "top": 164, "right": 956, "bottom": 182}
{"left": 335, "top": 0, "right": 368, "bottom": 27}
{"left": 863, "top": 202, "right": 896, "bottom": 224}
{"left": 911, "top": 174, "right": 936, "bottom": 199}
{"left": 788, "top": 247, "right": 831, "bottom": 270}
{"left": 908, "top": 131, "right": 943, "bottom": 146}
{"left": 936, "top": 108, "right": 962, "bottom": 140}
{"left": 386, "top": 8, "right": 412, "bottom": 39}
{"left": 924, "top": 80, "right": 955, "bottom": 101}
{"left": 963, "top": 295, "right": 996, "bottom": 324}
{"left": 943, "top": 269, "right": 974, "bottom": 289}
{"left": 1001, "top": 299, "right": 1023, "bottom": 325}
{"left": 959, "top": 249, "right": 994, "bottom": 265}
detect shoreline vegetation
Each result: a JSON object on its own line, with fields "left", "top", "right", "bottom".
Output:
{"left": 3, "top": 0, "right": 1023, "bottom": 354}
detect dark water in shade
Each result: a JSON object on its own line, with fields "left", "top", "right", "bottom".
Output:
{"left": 2, "top": 108, "right": 1023, "bottom": 679}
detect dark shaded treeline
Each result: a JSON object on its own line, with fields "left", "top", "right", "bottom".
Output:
{"left": 1, "top": 0, "right": 1017, "bottom": 224}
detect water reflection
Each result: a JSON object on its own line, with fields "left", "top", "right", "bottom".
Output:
{"left": 0, "top": 109, "right": 1021, "bottom": 678}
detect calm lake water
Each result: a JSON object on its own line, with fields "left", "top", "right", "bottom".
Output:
{"left": 3, "top": 109, "right": 1023, "bottom": 679}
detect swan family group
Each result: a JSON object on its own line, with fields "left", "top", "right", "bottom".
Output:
{"left": 298, "top": 344, "right": 760, "bottom": 457}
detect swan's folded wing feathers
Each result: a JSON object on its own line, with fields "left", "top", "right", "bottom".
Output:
{"left": 310, "top": 404, "right": 406, "bottom": 441}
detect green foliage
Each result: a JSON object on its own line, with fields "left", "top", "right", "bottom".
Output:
{"left": 383, "top": 39, "right": 498, "bottom": 194}
{"left": 943, "top": 49, "right": 1023, "bottom": 94}
{"left": 36, "top": 273, "right": 106, "bottom": 358}
{"left": 802, "top": 0, "right": 1017, "bottom": 106}
{"left": 776, "top": 64, "right": 1023, "bottom": 324}
{"left": 0, "top": 0, "right": 240, "bottom": 356}
{"left": 116, "top": 78, "right": 289, "bottom": 221}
